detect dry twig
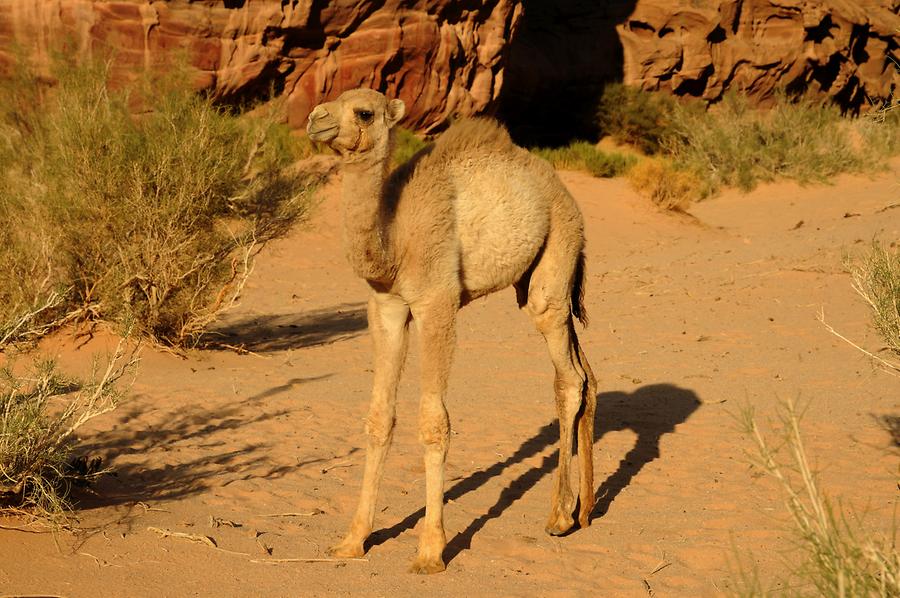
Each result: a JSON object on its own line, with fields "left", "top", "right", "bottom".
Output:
{"left": 147, "top": 526, "right": 217, "bottom": 548}
{"left": 817, "top": 308, "right": 900, "bottom": 376}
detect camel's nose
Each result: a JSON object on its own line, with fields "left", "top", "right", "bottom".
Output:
{"left": 308, "top": 104, "right": 329, "bottom": 122}
{"left": 307, "top": 104, "right": 339, "bottom": 142}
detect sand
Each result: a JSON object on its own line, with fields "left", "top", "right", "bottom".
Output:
{"left": 1, "top": 165, "right": 897, "bottom": 597}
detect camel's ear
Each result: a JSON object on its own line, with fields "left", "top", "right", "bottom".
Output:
{"left": 385, "top": 98, "right": 405, "bottom": 128}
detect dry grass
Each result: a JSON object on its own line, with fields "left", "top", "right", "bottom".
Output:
{"left": 0, "top": 56, "right": 318, "bottom": 348}
{"left": 665, "top": 92, "right": 899, "bottom": 195}
{"left": 626, "top": 158, "right": 706, "bottom": 210}
{"left": 531, "top": 141, "right": 636, "bottom": 178}
{"left": 736, "top": 401, "right": 899, "bottom": 597}
{"left": 820, "top": 241, "right": 900, "bottom": 377}
{"left": 0, "top": 337, "right": 139, "bottom": 523}
{"left": 846, "top": 241, "right": 900, "bottom": 359}
{"left": 595, "top": 86, "right": 900, "bottom": 204}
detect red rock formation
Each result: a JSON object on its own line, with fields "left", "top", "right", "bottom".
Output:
{"left": 0, "top": 0, "right": 522, "bottom": 131}
{"left": 0, "top": 0, "right": 896, "bottom": 136}
{"left": 619, "top": 0, "right": 900, "bottom": 108}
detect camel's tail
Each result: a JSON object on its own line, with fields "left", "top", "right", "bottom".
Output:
{"left": 571, "top": 250, "right": 588, "bottom": 327}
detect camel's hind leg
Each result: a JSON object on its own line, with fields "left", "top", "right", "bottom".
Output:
{"left": 574, "top": 335, "right": 597, "bottom": 527}
{"left": 521, "top": 233, "right": 596, "bottom": 534}
{"left": 329, "top": 292, "right": 410, "bottom": 558}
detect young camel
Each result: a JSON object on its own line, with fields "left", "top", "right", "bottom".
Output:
{"left": 306, "top": 89, "right": 597, "bottom": 574}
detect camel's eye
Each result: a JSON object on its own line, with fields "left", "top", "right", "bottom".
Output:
{"left": 355, "top": 109, "right": 374, "bottom": 124}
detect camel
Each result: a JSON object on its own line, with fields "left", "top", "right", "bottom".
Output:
{"left": 306, "top": 89, "right": 597, "bottom": 574}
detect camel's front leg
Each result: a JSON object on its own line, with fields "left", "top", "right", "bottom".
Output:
{"left": 329, "top": 293, "right": 410, "bottom": 558}
{"left": 409, "top": 297, "right": 457, "bottom": 574}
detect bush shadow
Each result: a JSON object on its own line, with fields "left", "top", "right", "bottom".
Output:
{"left": 201, "top": 302, "right": 368, "bottom": 353}
{"left": 368, "top": 383, "right": 700, "bottom": 564}
{"left": 875, "top": 414, "right": 900, "bottom": 448}
{"left": 74, "top": 375, "right": 329, "bottom": 520}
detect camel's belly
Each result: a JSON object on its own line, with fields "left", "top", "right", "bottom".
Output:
{"left": 453, "top": 169, "right": 550, "bottom": 297}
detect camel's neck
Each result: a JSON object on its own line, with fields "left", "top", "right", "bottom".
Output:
{"left": 341, "top": 146, "right": 396, "bottom": 284}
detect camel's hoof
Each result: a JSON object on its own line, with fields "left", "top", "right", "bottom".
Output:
{"left": 327, "top": 539, "right": 365, "bottom": 559}
{"left": 545, "top": 512, "right": 575, "bottom": 536}
{"left": 409, "top": 556, "right": 446, "bottom": 575}
{"left": 577, "top": 513, "right": 591, "bottom": 530}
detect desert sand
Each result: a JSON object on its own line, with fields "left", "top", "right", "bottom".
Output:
{"left": 1, "top": 165, "right": 897, "bottom": 597}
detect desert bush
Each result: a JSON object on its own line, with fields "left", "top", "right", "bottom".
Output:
{"left": 861, "top": 97, "right": 900, "bottom": 156}
{"left": 595, "top": 83, "right": 683, "bottom": 154}
{"left": 0, "top": 57, "right": 317, "bottom": 348}
{"left": 665, "top": 92, "right": 899, "bottom": 195}
{"left": 736, "top": 400, "right": 899, "bottom": 597}
{"left": 597, "top": 86, "right": 900, "bottom": 202}
{"left": 532, "top": 141, "right": 637, "bottom": 178}
{"left": 846, "top": 241, "right": 900, "bottom": 357}
{"left": 626, "top": 157, "right": 707, "bottom": 210}
{"left": 391, "top": 126, "right": 430, "bottom": 168}
{"left": 0, "top": 338, "right": 138, "bottom": 521}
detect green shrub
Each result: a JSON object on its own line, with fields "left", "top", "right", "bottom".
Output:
{"left": 0, "top": 57, "right": 317, "bottom": 347}
{"left": 860, "top": 97, "right": 900, "bottom": 156}
{"left": 665, "top": 92, "right": 899, "bottom": 195}
{"left": 595, "top": 85, "right": 900, "bottom": 203}
{"left": 0, "top": 339, "right": 137, "bottom": 521}
{"left": 392, "top": 127, "right": 430, "bottom": 168}
{"left": 532, "top": 141, "right": 637, "bottom": 177}
{"left": 595, "top": 83, "right": 683, "bottom": 154}
{"left": 847, "top": 241, "right": 900, "bottom": 357}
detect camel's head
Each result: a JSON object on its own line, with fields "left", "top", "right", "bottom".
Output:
{"left": 306, "top": 89, "right": 406, "bottom": 157}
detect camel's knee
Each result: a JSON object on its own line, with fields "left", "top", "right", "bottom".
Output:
{"left": 365, "top": 410, "right": 396, "bottom": 446}
{"left": 418, "top": 400, "right": 450, "bottom": 449}
{"left": 555, "top": 379, "right": 584, "bottom": 417}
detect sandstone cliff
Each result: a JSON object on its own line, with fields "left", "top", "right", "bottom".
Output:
{"left": 0, "top": 0, "right": 521, "bottom": 131}
{"left": 0, "top": 0, "right": 897, "bottom": 137}
{"left": 620, "top": 0, "right": 900, "bottom": 107}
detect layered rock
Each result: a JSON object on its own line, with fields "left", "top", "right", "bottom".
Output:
{"left": 0, "top": 0, "right": 522, "bottom": 131}
{"left": 0, "top": 0, "right": 896, "bottom": 136}
{"left": 498, "top": 0, "right": 898, "bottom": 142}
{"left": 619, "top": 0, "right": 900, "bottom": 108}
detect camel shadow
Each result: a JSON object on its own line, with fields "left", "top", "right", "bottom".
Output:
{"left": 201, "top": 302, "right": 368, "bottom": 353}
{"left": 368, "top": 384, "right": 700, "bottom": 564}
{"left": 591, "top": 385, "right": 701, "bottom": 518}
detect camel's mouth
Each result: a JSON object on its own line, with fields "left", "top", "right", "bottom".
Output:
{"left": 307, "top": 122, "right": 339, "bottom": 142}
{"left": 307, "top": 105, "right": 340, "bottom": 142}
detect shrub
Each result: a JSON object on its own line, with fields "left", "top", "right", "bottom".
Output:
{"left": 532, "top": 141, "right": 637, "bottom": 178}
{"left": 665, "top": 91, "right": 899, "bottom": 195}
{"left": 626, "top": 158, "right": 706, "bottom": 210}
{"left": 737, "top": 401, "right": 899, "bottom": 597}
{"left": 860, "top": 97, "right": 900, "bottom": 157}
{"left": 846, "top": 241, "right": 900, "bottom": 357}
{"left": 0, "top": 57, "right": 317, "bottom": 347}
{"left": 392, "top": 126, "right": 430, "bottom": 168}
{"left": 596, "top": 86, "right": 900, "bottom": 203}
{"left": 595, "top": 83, "right": 683, "bottom": 154}
{"left": 0, "top": 338, "right": 138, "bottom": 522}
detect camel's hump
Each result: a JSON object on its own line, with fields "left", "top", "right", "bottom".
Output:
{"left": 431, "top": 118, "right": 515, "bottom": 159}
